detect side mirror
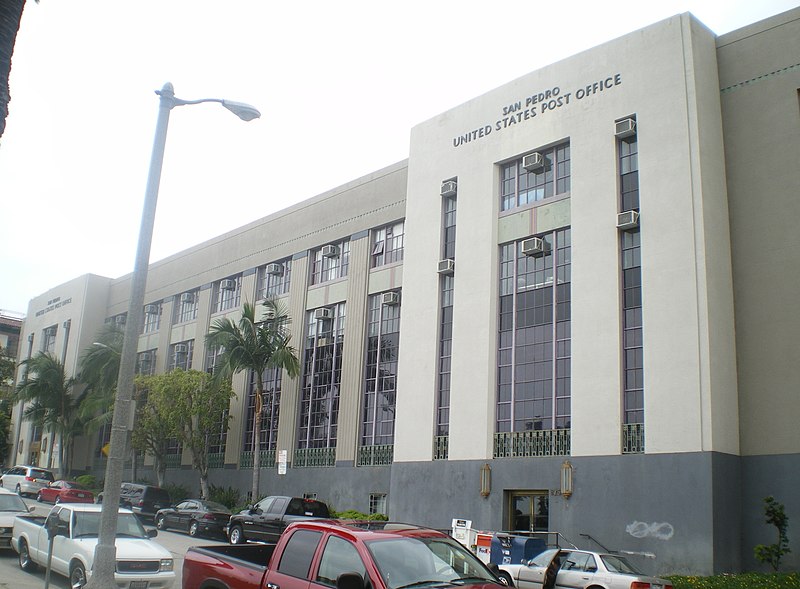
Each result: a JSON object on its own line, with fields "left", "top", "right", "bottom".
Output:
{"left": 337, "top": 572, "right": 365, "bottom": 589}
{"left": 27, "top": 505, "right": 36, "bottom": 513}
{"left": 45, "top": 513, "right": 68, "bottom": 539}
{"left": 146, "top": 528, "right": 158, "bottom": 538}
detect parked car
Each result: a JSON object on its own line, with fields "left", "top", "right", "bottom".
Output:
{"left": 97, "top": 482, "right": 170, "bottom": 522}
{"left": 227, "top": 495, "right": 331, "bottom": 544}
{"left": 498, "top": 547, "right": 674, "bottom": 589}
{"left": 36, "top": 480, "right": 94, "bottom": 504}
{"left": 183, "top": 519, "right": 507, "bottom": 589}
{"left": 0, "top": 465, "right": 55, "bottom": 498}
{"left": 155, "top": 499, "right": 231, "bottom": 538}
{"left": 12, "top": 503, "right": 175, "bottom": 588}
{"left": 0, "top": 488, "right": 35, "bottom": 550}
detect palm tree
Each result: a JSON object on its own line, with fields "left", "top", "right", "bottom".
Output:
{"left": 0, "top": 0, "right": 28, "bottom": 139}
{"left": 206, "top": 298, "right": 299, "bottom": 501}
{"left": 78, "top": 323, "right": 124, "bottom": 432}
{"left": 14, "top": 352, "right": 85, "bottom": 476}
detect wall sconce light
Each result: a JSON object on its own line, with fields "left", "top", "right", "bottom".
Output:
{"left": 561, "top": 460, "right": 573, "bottom": 499}
{"left": 480, "top": 463, "right": 492, "bottom": 497}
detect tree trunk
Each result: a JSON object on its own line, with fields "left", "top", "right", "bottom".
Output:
{"left": 251, "top": 373, "right": 264, "bottom": 502}
{"left": 156, "top": 459, "right": 166, "bottom": 487}
{"left": 199, "top": 472, "right": 209, "bottom": 500}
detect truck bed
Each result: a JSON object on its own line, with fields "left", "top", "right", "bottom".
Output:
{"left": 188, "top": 543, "right": 277, "bottom": 569}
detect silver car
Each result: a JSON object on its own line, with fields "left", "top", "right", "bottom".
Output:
{"left": 0, "top": 465, "right": 55, "bottom": 498}
{"left": 498, "top": 547, "right": 673, "bottom": 589}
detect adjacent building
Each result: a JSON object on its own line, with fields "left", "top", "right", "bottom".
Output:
{"left": 10, "top": 8, "right": 800, "bottom": 574}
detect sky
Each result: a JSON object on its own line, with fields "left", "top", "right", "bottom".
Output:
{"left": 1, "top": 0, "right": 797, "bottom": 315}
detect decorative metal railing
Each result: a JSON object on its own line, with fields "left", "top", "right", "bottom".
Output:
{"left": 208, "top": 453, "right": 225, "bottom": 469}
{"left": 294, "top": 447, "right": 336, "bottom": 468}
{"left": 357, "top": 444, "right": 393, "bottom": 466}
{"left": 493, "top": 429, "right": 571, "bottom": 458}
{"left": 239, "top": 450, "right": 276, "bottom": 468}
{"left": 622, "top": 423, "right": 645, "bottom": 454}
{"left": 165, "top": 454, "right": 182, "bottom": 468}
{"left": 433, "top": 436, "right": 449, "bottom": 460}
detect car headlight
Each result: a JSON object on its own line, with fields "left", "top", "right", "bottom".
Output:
{"left": 159, "top": 559, "right": 174, "bottom": 572}
{"left": 0, "top": 527, "right": 10, "bottom": 534}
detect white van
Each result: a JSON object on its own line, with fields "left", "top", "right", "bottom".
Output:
{"left": 0, "top": 465, "right": 55, "bottom": 497}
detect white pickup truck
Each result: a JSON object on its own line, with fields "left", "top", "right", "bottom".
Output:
{"left": 12, "top": 503, "right": 175, "bottom": 588}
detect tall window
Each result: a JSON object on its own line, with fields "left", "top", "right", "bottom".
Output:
{"left": 370, "top": 221, "right": 405, "bottom": 268}
{"left": 311, "top": 240, "right": 350, "bottom": 285}
{"left": 42, "top": 325, "right": 57, "bottom": 355}
{"left": 243, "top": 366, "right": 282, "bottom": 453}
{"left": 497, "top": 229, "right": 571, "bottom": 434}
{"left": 168, "top": 340, "right": 194, "bottom": 372}
{"left": 257, "top": 259, "right": 292, "bottom": 299}
{"left": 361, "top": 292, "right": 400, "bottom": 448}
{"left": 136, "top": 349, "right": 157, "bottom": 376}
{"left": 501, "top": 143, "right": 571, "bottom": 211}
{"left": 619, "top": 128, "right": 644, "bottom": 452}
{"left": 204, "top": 345, "right": 229, "bottom": 456}
{"left": 434, "top": 192, "right": 458, "bottom": 460}
{"left": 174, "top": 290, "right": 199, "bottom": 323}
{"left": 142, "top": 302, "right": 162, "bottom": 334}
{"left": 298, "top": 303, "right": 345, "bottom": 449}
{"left": 214, "top": 275, "right": 242, "bottom": 313}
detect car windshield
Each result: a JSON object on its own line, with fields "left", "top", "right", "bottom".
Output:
{"left": 0, "top": 494, "right": 28, "bottom": 512}
{"left": 367, "top": 536, "right": 495, "bottom": 589}
{"left": 529, "top": 549, "right": 560, "bottom": 567}
{"left": 73, "top": 512, "right": 149, "bottom": 538}
{"left": 31, "top": 469, "right": 54, "bottom": 482}
{"left": 600, "top": 554, "right": 641, "bottom": 575}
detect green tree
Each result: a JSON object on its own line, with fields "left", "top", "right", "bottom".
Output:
{"left": 135, "top": 369, "right": 234, "bottom": 499}
{"left": 206, "top": 298, "right": 299, "bottom": 501}
{"left": 13, "top": 352, "right": 85, "bottom": 476}
{"left": 131, "top": 376, "right": 175, "bottom": 487}
{"left": 755, "top": 496, "right": 791, "bottom": 571}
{"left": 0, "top": 344, "right": 15, "bottom": 462}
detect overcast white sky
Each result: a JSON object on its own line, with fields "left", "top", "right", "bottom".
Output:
{"left": 1, "top": 0, "right": 796, "bottom": 314}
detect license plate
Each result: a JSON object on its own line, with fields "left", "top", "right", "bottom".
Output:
{"left": 77, "top": 493, "right": 86, "bottom": 498}
{"left": 129, "top": 582, "right": 149, "bottom": 589}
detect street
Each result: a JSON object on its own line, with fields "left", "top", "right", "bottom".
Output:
{"left": 0, "top": 497, "right": 228, "bottom": 588}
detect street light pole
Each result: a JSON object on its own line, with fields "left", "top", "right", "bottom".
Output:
{"left": 86, "top": 83, "right": 259, "bottom": 589}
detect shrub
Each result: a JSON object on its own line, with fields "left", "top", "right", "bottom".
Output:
{"left": 208, "top": 484, "right": 241, "bottom": 510}
{"left": 75, "top": 474, "right": 98, "bottom": 490}
{"left": 162, "top": 482, "right": 191, "bottom": 503}
{"left": 332, "top": 509, "right": 388, "bottom": 521}
{"left": 754, "top": 496, "right": 790, "bottom": 572}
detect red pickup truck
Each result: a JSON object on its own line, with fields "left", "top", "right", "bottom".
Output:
{"left": 182, "top": 520, "right": 508, "bottom": 589}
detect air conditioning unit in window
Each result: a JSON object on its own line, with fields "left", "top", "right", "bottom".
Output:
{"left": 180, "top": 292, "right": 195, "bottom": 304}
{"left": 314, "top": 307, "right": 333, "bottom": 321}
{"left": 440, "top": 180, "right": 457, "bottom": 197}
{"left": 266, "top": 263, "right": 284, "bottom": 276}
{"left": 381, "top": 292, "right": 400, "bottom": 306}
{"left": 437, "top": 259, "right": 455, "bottom": 275}
{"left": 522, "top": 152, "right": 545, "bottom": 172}
{"left": 617, "top": 210, "right": 640, "bottom": 231}
{"left": 144, "top": 304, "right": 160, "bottom": 315}
{"left": 521, "top": 237, "right": 546, "bottom": 257}
{"left": 321, "top": 244, "right": 339, "bottom": 258}
{"left": 174, "top": 344, "right": 188, "bottom": 354}
{"left": 220, "top": 279, "right": 236, "bottom": 291}
{"left": 615, "top": 118, "right": 637, "bottom": 139}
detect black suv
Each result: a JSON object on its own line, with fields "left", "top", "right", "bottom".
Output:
{"left": 98, "top": 483, "right": 171, "bottom": 522}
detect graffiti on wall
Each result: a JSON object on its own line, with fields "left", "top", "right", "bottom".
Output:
{"left": 626, "top": 521, "right": 675, "bottom": 540}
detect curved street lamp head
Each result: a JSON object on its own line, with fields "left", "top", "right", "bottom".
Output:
{"left": 221, "top": 100, "right": 261, "bottom": 121}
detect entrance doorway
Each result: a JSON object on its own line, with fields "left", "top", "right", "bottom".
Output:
{"left": 508, "top": 491, "right": 549, "bottom": 532}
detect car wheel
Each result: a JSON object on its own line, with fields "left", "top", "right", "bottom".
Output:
{"left": 36, "top": 492, "right": 43, "bottom": 503}
{"left": 70, "top": 561, "right": 87, "bottom": 589}
{"left": 18, "top": 538, "right": 36, "bottom": 572}
{"left": 497, "top": 572, "right": 514, "bottom": 587}
{"left": 229, "top": 525, "right": 244, "bottom": 544}
{"left": 189, "top": 520, "right": 199, "bottom": 537}
{"left": 156, "top": 515, "right": 167, "bottom": 531}
{"left": 15, "top": 484, "right": 22, "bottom": 496}
{"left": 55, "top": 496, "right": 61, "bottom": 505}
